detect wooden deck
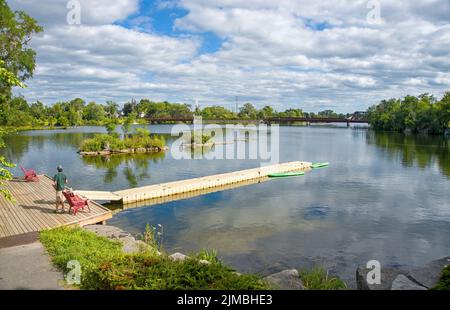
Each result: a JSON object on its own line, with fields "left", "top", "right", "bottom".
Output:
{"left": 0, "top": 175, "right": 112, "bottom": 239}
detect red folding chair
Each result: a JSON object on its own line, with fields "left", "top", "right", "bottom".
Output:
{"left": 19, "top": 164, "right": 39, "bottom": 182}
{"left": 62, "top": 189, "right": 91, "bottom": 215}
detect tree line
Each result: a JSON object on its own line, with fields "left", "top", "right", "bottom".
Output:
{"left": 367, "top": 92, "right": 450, "bottom": 135}
{"left": 0, "top": 95, "right": 355, "bottom": 128}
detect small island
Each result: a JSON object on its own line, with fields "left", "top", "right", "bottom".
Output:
{"left": 181, "top": 131, "right": 214, "bottom": 148}
{"left": 78, "top": 123, "right": 167, "bottom": 156}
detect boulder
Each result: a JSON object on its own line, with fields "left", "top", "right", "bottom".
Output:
{"left": 169, "top": 252, "right": 189, "bottom": 262}
{"left": 264, "top": 269, "right": 304, "bottom": 290}
{"left": 391, "top": 275, "right": 427, "bottom": 290}
{"left": 356, "top": 266, "right": 404, "bottom": 290}
{"left": 407, "top": 256, "right": 450, "bottom": 289}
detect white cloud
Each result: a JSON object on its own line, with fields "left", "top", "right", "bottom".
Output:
{"left": 9, "top": 0, "right": 140, "bottom": 25}
{"left": 8, "top": 0, "right": 450, "bottom": 112}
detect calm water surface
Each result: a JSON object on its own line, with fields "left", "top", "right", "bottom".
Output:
{"left": 2, "top": 125, "right": 449, "bottom": 287}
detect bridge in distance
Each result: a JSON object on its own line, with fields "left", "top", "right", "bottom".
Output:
{"left": 146, "top": 116, "right": 369, "bottom": 126}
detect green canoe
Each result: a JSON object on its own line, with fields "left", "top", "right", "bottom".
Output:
{"left": 268, "top": 171, "right": 305, "bottom": 178}
{"left": 311, "top": 162, "right": 329, "bottom": 169}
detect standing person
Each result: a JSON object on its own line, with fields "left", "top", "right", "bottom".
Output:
{"left": 53, "top": 165, "right": 68, "bottom": 213}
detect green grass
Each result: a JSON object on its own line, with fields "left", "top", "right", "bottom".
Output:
{"left": 432, "top": 266, "right": 450, "bottom": 290}
{"left": 39, "top": 227, "right": 268, "bottom": 290}
{"left": 40, "top": 227, "right": 123, "bottom": 275}
{"left": 299, "top": 267, "right": 347, "bottom": 290}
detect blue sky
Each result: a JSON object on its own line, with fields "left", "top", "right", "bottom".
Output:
{"left": 8, "top": 0, "right": 450, "bottom": 112}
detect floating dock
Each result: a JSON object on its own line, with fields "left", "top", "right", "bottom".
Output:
{"left": 0, "top": 176, "right": 112, "bottom": 240}
{"left": 76, "top": 161, "right": 312, "bottom": 204}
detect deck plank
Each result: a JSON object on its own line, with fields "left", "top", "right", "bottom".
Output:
{"left": 0, "top": 175, "right": 112, "bottom": 239}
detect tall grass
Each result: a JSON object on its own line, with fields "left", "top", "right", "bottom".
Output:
{"left": 299, "top": 267, "right": 347, "bottom": 290}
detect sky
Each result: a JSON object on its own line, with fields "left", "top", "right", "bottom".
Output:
{"left": 7, "top": 0, "right": 450, "bottom": 113}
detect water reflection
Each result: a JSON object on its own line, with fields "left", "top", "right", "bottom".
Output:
{"left": 366, "top": 131, "right": 450, "bottom": 177}
{"left": 81, "top": 152, "right": 166, "bottom": 187}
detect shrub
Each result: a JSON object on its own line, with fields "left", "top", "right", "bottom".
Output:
{"left": 195, "top": 249, "right": 220, "bottom": 265}
{"left": 79, "top": 133, "right": 165, "bottom": 152}
{"left": 40, "top": 227, "right": 268, "bottom": 290}
{"left": 186, "top": 131, "right": 212, "bottom": 144}
{"left": 134, "top": 127, "right": 150, "bottom": 138}
{"left": 88, "top": 255, "right": 268, "bottom": 290}
{"left": 79, "top": 134, "right": 115, "bottom": 152}
{"left": 299, "top": 267, "right": 347, "bottom": 290}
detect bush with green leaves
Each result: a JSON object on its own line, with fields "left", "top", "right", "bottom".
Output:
{"left": 79, "top": 133, "right": 165, "bottom": 152}
{"left": 40, "top": 227, "right": 268, "bottom": 290}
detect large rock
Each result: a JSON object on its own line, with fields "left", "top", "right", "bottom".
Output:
{"left": 407, "top": 256, "right": 450, "bottom": 289}
{"left": 84, "top": 225, "right": 152, "bottom": 254}
{"left": 391, "top": 275, "right": 427, "bottom": 290}
{"left": 264, "top": 269, "right": 304, "bottom": 290}
{"left": 356, "top": 266, "right": 404, "bottom": 290}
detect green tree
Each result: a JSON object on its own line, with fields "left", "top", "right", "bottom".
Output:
{"left": 122, "top": 99, "right": 137, "bottom": 116}
{"left": 0, "top": 58, "right": 23, "bottom": 201}
{"left": 58, "top": 115, "right": 69, "bottom": 128}
{"left": 104, "top": 120, "right": 117, "bottom": 136}
{"left": 201, "top": 106, "right": 236, "bottom": 119}
{"left": 83, "top": 102, "right": 105, "bottom": 123}
{"left": 122, "top": 112, "right": 136, "bottom": 138}
{"left": 105, "top": 101, "right": 119, "bottom": 119}
{"left": 0, "top": 0, "right": 43, "bottom": 99}
{"left": 69, "top": 98, "right": 85, "bottom": 111}
{"left": 238, "top": 103, "right": 258, "bottom": 119}
{"left": 279, "top": 108, "right": 304, "bottom": 118}
{"left": 29, "top": 100, "right": 45, "bottom": 122}
{"left": 257, "top": 106, "right": 276, "bottom": 118}
{"left": 67, "top": 107, "right": 82, "bottom": 126}
{"left": 367, "top": 92, "right": 450, "bottom": 134}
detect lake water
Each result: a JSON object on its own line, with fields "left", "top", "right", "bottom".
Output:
{"left": 2, "top": 125, "right": 449, "bottom": 287}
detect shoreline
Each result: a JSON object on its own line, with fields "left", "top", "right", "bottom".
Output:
{"left": 82, "top": 224, "right": 450, "bottom": 290}
{"left": 78, "top": 146, "right": 169, "bottom": 156}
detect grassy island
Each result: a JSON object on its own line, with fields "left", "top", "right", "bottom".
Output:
{"left": 182, "top": 131, "right": 214, "bottom": 147}
{"left": 79, "top": 127, "right": 166, "bottom": 155}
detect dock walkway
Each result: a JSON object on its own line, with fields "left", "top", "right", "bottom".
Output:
{"left": 0, "top": 175, "right": 112, "bottom": 240}
{"left": 77, "top": 161, "right": 312, "bottom": 204}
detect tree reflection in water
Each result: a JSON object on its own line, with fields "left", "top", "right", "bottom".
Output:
{"left": 81, "top": 152, "right": 166, "bottom": 187}
{"left": 366, "top": 131, "right": 449, "bottom": 177}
